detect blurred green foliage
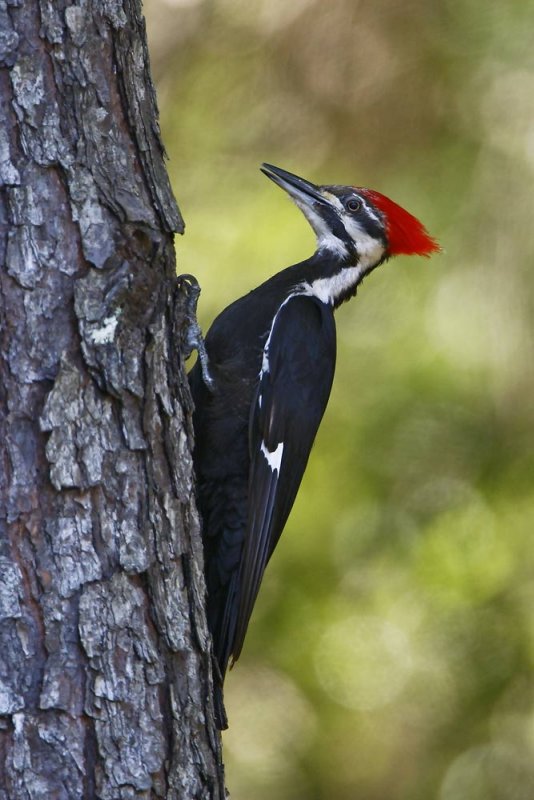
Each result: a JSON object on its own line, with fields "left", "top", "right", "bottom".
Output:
{"left": 146, "top": 0, "right": 534, "bottom": 796}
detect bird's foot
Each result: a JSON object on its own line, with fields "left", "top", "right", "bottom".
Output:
{"left": 176, "top": 274, "right": 215, "bottom": 391}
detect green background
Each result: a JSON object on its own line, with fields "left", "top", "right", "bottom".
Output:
{"left": 145, "top": 1, "right": 534, "bottom": 796}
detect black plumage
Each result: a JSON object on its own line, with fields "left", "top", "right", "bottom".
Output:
{"left": 189, "top": 164, "right": 439, "bottom": 728}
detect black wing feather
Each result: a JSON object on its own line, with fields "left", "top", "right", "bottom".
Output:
{"left": 232, "top": 294, "right": 336, "bottom": 661}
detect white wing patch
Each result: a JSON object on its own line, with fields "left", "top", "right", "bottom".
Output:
{"left": 261, "top": 440, "right": 284, "bottom": 473}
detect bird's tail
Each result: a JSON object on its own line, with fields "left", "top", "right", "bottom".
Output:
{"left": 213, "top": 678, "right": 228, "bottom": 730}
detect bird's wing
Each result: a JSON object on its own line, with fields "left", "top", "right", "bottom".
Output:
{"left": 232, "top": 294, "right": 337, "bottom": 662}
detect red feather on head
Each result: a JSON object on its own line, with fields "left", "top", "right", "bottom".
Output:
{"left": 359, "top": 188, "right": 440, "bottom": 257}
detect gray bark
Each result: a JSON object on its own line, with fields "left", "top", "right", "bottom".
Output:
{"left": 0, "top": 0, "right": 225, "bottom": 797}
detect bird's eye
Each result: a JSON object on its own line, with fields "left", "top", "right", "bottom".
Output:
{"left": 346, "top": 197, "right": 361, "bottom": 212}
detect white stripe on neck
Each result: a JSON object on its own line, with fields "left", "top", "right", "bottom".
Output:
{"left": 305, "top": 221, "right": 385, "bottom": 305}
{"left": 301, "top": 266, "right": 364, "bottom": 305}
{"left": 295, "top": 200, "right": 349, "bottom": 257}
{"left": 317, "top": 230, "right": 349, "bottom": 256}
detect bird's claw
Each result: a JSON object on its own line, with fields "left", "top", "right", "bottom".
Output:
{"left": 177, "top": 274, "right": 215, "bottom": 391}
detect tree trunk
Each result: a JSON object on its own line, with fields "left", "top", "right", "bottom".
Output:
{"left": 0, "top": 1, "right": 225, "bottom": 797}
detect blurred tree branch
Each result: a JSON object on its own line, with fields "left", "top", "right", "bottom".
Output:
{"left": 0, "top": 0, "right": 224, "bottom": 796}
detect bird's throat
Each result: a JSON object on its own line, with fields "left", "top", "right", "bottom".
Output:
{"left": 300, "top": 264, "right": 364, "bottom": 307}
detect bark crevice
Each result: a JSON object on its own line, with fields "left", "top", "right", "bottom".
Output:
{"left": 1, "top": 0, "right": 225, "bottom": 796}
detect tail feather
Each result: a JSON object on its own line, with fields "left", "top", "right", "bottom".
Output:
{"left": 213, "top": 675, "right": 228, "bottom": 730}
{"left": 200, "top": 476, "right": 248, "bottom": 729}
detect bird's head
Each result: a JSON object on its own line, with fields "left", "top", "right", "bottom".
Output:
{"left": 261, "top": 163, "right": 439, "bottom": 272}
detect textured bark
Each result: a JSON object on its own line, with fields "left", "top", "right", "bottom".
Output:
{"left": 0, "top": 1, "right": 225, "bottom": 797}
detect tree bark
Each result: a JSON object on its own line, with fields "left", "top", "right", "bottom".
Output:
{"left": 0, "top": 1, "right": 225, "bottom": 797}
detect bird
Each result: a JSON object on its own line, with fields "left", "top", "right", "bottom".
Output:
{"left": 188, "top": 163, "right": 439, "bottom": 728}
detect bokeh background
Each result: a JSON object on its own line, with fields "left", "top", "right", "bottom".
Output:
{"left": 145, "top": 1, "right": 534, "bottom": 797}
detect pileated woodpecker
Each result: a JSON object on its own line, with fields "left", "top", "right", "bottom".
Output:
{"left": 189, "top": 164, "right": 439, "bottom": 728}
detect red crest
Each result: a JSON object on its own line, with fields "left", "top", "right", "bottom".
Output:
{"left": 359, "top": 189, "right": 440, "bottom": 257}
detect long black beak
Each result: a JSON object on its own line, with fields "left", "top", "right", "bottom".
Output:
{"left": 261, "top": 163, "right": 328, "bottom": 207}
